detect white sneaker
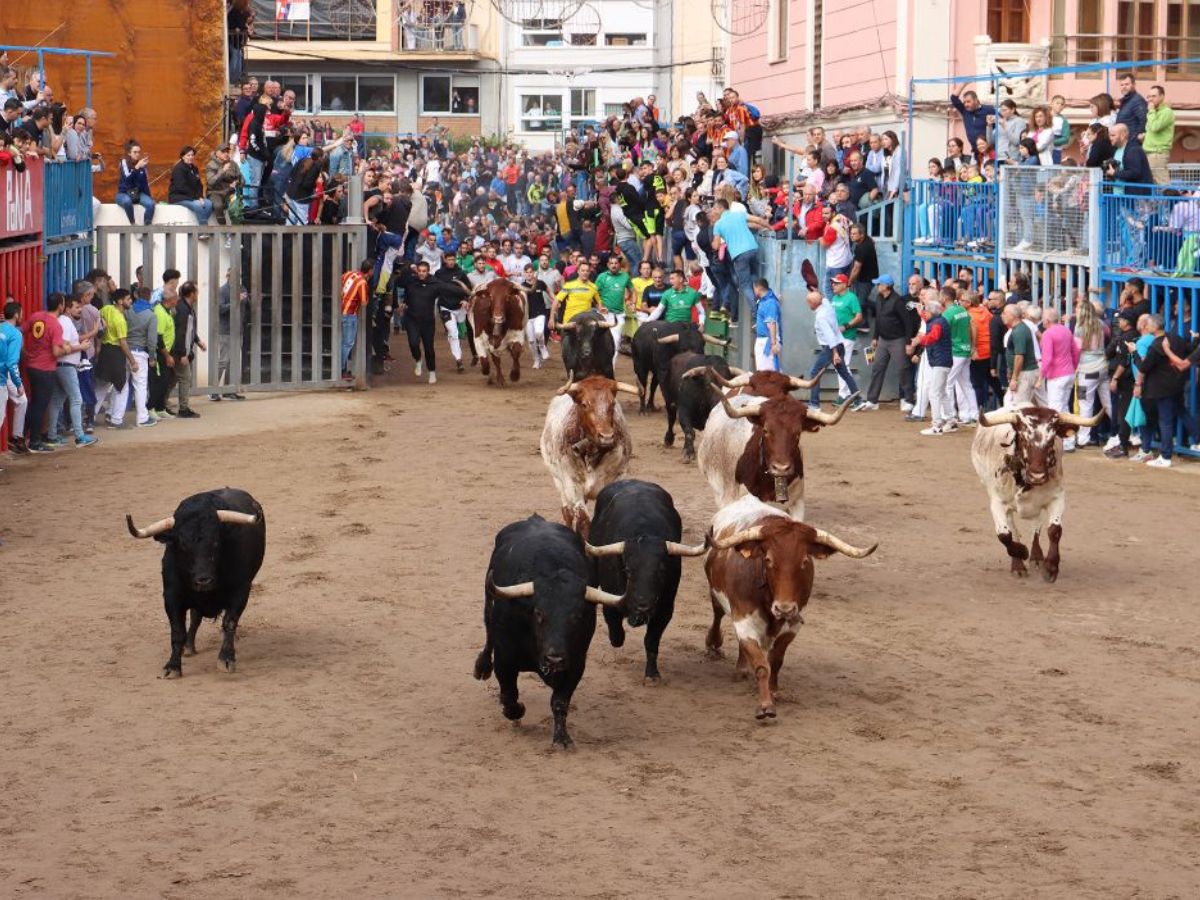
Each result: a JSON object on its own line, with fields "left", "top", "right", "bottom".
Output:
{"left": 428, "top": 371, "right": 437, "bottom": 385}
{"left": 1103, "top": 436, "right": 1120, "bottom": 451}
{"left": 899, "top": 400, "right": 914, "bottom": 412}
{"left": 415, "top": 360, "right": 423, "bottom": 377}
{"left": 1131, "top": 435, "right": 1142, "bottom": 447}
{"left": 542, "top": 347, "right": 551, "bottom": 361}
{"left": 1190, "top": 443, "right": 1200, "bottom": 453}
{"left": 532, "top": 359, "right": 542, "bottom": 370}
{"left": 1130, "top": 450, "right": 1154, "bottom": 463}
{"left": 856, "top": 401, "right": 879, "bottom": 411}
{"left": 1146, "top": 456, "right": 1172, "bottom": 468}
{"left": 1063, "top": 438, "right": 1076, "bottom": 452}
{"left": 921, "top": 426, "right": 944, "bottom": 436}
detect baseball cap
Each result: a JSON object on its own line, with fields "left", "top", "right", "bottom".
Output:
{"left": 722, "top": 131, "right": 738, "bottom": 142}
{"left": 871, "top": 274, "right": 895, "bottom": 286}
{"left": 831, "top": 274, "right": 851, "bottom": 286}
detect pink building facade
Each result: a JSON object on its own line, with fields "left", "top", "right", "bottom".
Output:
{"left": 731, "top": 0, "right": 1200, "bottom": 171}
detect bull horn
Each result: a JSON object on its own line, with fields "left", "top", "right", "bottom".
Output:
{"left": 558, "top": 321, "right": 579, "bottom": 332}
{"left": 788, "top": 370, "right": 824, "bottom": 389}
{"left": 489, "top": 578, "right": 536, "bottom": 599}
{"left": 812, "top": 528, "right": 878, "bottom": 559}
{"left": 1056, "top": 410, "right": 1103, "bottom": 428}
{"left": 656, "top": 334, "right": 680, "bottom": 345}
{"left": 556, "top": 379, "right": 578, "bottom": 396}
{"left": 614, "top": 381, "right": 641, "bottom": 396}
{"left": 584, "top": 586, "right": 625, "bottom": 607}
{"left": 126, "top": 514, "right": 175, "bottom": 539}
{"left": 595, "top": 320, "right": 615, "bottom": 329}
{"left": 681, "top": 366, "right": 709, "bottom": 380}
{"left": 583, "top": 541, "right": 625, "bottom": 557}
{"left": 709, "top": 526, "right": 766, "bottom": 550}
{"left": 710, "top": 368, "right": 751, "bottom": 390}
{"left": 702, "top": 334, "right": 729, "bottom": 347}
{"left": 665, "top": 539, "right": 709, "bottom": 557}
{"left": 805, "top": 393, "right": 857, "bottom": 426}
{"left": 728, "top": 367, "right": 748, "bottom": 376}
{"left": 216, "top": 510, "right": 260, "bottom": 526}
{"left": 978, "top": 410, "right": 1019, "bottom": 427}
{"left": 720, "top": 394, "right": 764, "bottom": 420}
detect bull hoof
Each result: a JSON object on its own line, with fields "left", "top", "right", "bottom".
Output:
{"left": 183, "top": 644, "right": 197, "bottom": 657}
{"left": 218, "top": 658, "right": 237, "bottom": 674}
{"left": 502, "top": 702, "right": 525, "bottom": 721}
{"left": 608, "top": 630, "right": 626, "bottom": 648}
{"left": 756, "top": 705, "right": 777, "bottom": 721}
{"left": 704, "top": 646, "right": 723, "bottom": 660}
{"left": 681, "top": 452, "right": 695, "bottom": 465}
{"left": 1011, "top": 564, "right": 1029, "bottom": 578}
{"left": 1042, "top": 565, "right": 1060, "bottom": 584}
{"left": 643, "top": 674, "right": 662, "bottom": 687}
{"left": 473, "top": 650, "right": 493, "bottom": 680}
{"left": 510, "top": 368, "right": 520, "bottom": 383}
{"left": 479, "top": 359, "right": 491, "bottom": 376}
{"left": 663, "top": 434, "right": 675, "bottom": 448}
{"left": 551, "top": 733, "right": 575, "bottom": 751}
{"left": 161, "top": 667, "right": 182, "bottom": 680}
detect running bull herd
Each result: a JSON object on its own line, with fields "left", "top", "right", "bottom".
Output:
{"left": 124, "top": 307, "right": 1100, "bottom": 749}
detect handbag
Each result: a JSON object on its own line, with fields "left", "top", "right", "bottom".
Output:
{"left": 1125, "top": 396, "right": 1147, "bottom": 430}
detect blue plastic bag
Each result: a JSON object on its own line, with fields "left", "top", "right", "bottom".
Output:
{"left": 1125, "top": 396, "right": 1147, "bottom": 430}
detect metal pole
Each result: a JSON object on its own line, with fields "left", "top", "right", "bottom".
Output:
{"left": 345, "top": 173, "right": 365, "bottom": 225}
{"left": 86, "top": 54, "right": 92, "bottom": 107}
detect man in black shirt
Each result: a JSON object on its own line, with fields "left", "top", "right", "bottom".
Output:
{"left": 848, "top": 223, "right": 879, "bottom": 330}
{"left": 396, "top": 260, "right": 467, "bottom": 385}
{"left": 861, "top": 274, "right": 919, "bottom": 410}
{"left": 434, "top": 250, "right": 476, "bottom": 371}
{"left": 844, "top": 152, "right": 880, "bottom": 207}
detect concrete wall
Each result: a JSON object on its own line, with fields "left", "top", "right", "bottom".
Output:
{"left": 1, "top": 1, "right": 226, "bottom": 198}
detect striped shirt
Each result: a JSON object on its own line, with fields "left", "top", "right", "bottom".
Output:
{"left": 341, "top": 271, "right": 369, "bottom": 316}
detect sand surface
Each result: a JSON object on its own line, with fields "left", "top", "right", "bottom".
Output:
{"left": 2, "top": 351, "right": 1198, "bottom": 898}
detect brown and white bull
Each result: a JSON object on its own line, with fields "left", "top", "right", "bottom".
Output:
{"left": 971, "top": 404, "right": 1100, "bottom": 582}
{"left": 705, "top": 495, "right": 877, "bottom": 719}
{"left": 708, "top": 368, "right": 823, "bottom": 401}
{"left": 696, "top": 384, "right": 851, "bottom": 521}
{"left": 471, "top": 279, "right": 527, "bottom": 387}
{"left": 540, "top": 374, "right": 640, "bottom": 536}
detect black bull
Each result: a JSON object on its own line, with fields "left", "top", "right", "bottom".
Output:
{"left": 559, "top": 309, "right": 616, "bottom": 380}
{"left": 631, "top": 320, "right": 727, "bottom": 414}
{"left": 127, "top": 488, "right": 266, "bottom": 678}
{"left": 663, "top": 352, "right": 738, "bottom": 461}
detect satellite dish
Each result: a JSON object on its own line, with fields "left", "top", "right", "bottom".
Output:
{"left": 710, "top": 0, "right": 769, "bottom": 36}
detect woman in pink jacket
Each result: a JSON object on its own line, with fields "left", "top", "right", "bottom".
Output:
{"left": 1040, "top": 308, "right": 1081, "bottom": 449}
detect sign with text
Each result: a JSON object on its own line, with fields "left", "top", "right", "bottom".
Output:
{"left": 1, "top": 155, "right": 44, "bottom": 241}
{"left": 275, "top": 0, "right": 310, "bottom": 21}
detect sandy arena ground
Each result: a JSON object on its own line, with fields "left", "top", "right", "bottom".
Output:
{"left": 1, "top": 350, "right": 1198, "bottom": 899}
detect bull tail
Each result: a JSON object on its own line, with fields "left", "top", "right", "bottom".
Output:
{"left": 473, "top": 640, "right": 494, "bottom": 681}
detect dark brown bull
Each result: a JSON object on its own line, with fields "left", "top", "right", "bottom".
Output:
{"left": 709, "top": 368, "right": 824, "bottom": 401}
{"left": 470, "top": 280, "right": 527, "bottom": 387}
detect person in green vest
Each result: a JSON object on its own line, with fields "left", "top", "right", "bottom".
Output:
{"left": 594, "top": 255, "right": 633, "bottom": 372}
{"left": 830, "top": 273, "right": 863, "bottom": 408}
{"left": 150, "top": 291, "right": 178, "bottom": 420}
{"left": 1144, "top": 84, "right": 1176, "bottom": 185}
{"left": 941, "top": 285, "right": 979, "bottom": 425}
{"left": 657, "top": 269, "right": 702, "bottom": 324}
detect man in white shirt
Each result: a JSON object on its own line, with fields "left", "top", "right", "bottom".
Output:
{"left": 416, "top": 231, "right": 443, "bottom": 273}
{"left": 468, "top": 256, "right": 497, "bottom": 292}
{"left": 49, "top": 294, "right": 99, "bottom": 447}
{"left": 537, "top": 251, "right": 563, "bottom": 297}
{"left": 805, "top": 290, "right": 859, "bottom": 411}
{"left": 506, "top": 242, "right": 532, "bottom": 286}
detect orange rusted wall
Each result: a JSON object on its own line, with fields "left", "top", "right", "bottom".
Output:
{"left": 2, "top": 1, "right": 227, "bottom": 197}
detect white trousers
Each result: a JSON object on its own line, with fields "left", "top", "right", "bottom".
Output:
{"left": 2, "top": 374, "right": 28, "bottom": 436}
{"left": 443, "top": 308, "right": 466, "bottom": 362}
{"left": 913, "top": 354, "right": 931, "bottom": 418}
{"left": 837, "top": 338, "right": 856, "bottom": 398}
{"left": 1045, "top": 373, "right": 1073, "bottom": 413}
{"left": 526, "top": 315, "right": 548, "bottom": 364}
{"left": 1075, "top": 371, "right": 1112, "bottom": 445}
{"left": 754, "top": 336, "right": 779, "bottom": 371}
{"left": 605, "top": 312, "right": 625, "bottom": 371}
{"left": 949, "top": 356, "right": 978, "bottom": 422}
{"left": 928, "top": 365, "right": 951, "bottom": 427}
{"left": 129, "top": 350, "right": 151, "bottom": 424}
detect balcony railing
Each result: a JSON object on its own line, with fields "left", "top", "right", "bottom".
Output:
{"left": 908, "top": 179, "right": 998, "bottom": 255}
{"left": 1049, "top": 34, "right": 1200, "bottom": 77}
{"left": 44, "top": 160, "right": 94, "bottom": 241}
{"left": 1101, "top": 182, "right": 1200, "bottom": 278}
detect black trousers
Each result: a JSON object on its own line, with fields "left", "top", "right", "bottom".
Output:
{"left": 149, "top": 360, "right": 171, "bottom": 411}
{"left": 1113, "top": 382, "right": 1134, "bottom": 449}
{"left": 26, "top": 367, "right": 57, "bottom": 441}
{"left": 405, "top": 317, "right": 437, "bottom": 373}
{"left": 970, "top": 359, "right": 1003, "bottom": 412}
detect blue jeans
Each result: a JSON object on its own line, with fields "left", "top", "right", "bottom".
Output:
{"left": 341, "top": 314, "right": 359, "bottom": 375}
{"left": 176, "top": 198, "right": 213, "bottom": 225}
{"left": 50, "top": 365, "right": 84, "bottom": 440}
{"left": 285, "top": 196, "right": 309, "bottom": 225}
{"left": 709, "top": 256, "right": 734, "bottom": 317}
{"left": 115, "top": 192, "right": 155, "bottom": 225}
{"left": 1152, "top": 394, "right": 1199, "bottom": 459}
{"left": 808, "top": 345, "right": 858, "bottom": 407}
{"left": 573, "top": 171, "right": 590, "bottom": 201}
{"left": 617, "top": 238, "right": 642, "bottom": 273}
{"left": 245, "top": 157, "right": 265, "bottom": 206}
{"left": 730, "top": 250, "right": 758, "bottom": 324}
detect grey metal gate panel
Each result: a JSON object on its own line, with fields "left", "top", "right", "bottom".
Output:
{"left": 96, "top": 224, "right": 370, "bottom": 393}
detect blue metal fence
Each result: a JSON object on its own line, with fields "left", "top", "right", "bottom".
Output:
{"left": 43, "top": 161, "right": 94, "bottom": 240}
{"left": 1100, "top": 183, "right": 1200, "bottom": 278}
{"left": 44, "top": 237, "right": 94, "bottom": 296}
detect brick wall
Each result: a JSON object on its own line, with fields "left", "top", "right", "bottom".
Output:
{"left": 418, "top": 116, "right": 482, "bottom": 138}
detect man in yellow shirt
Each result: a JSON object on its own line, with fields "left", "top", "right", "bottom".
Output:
{"left": 551, "top": 260, "right": 601, "bottom": 328}
{"left": 94, "top": 289, "right": 137, "bottom": 427}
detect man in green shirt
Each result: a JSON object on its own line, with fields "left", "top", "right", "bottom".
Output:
{"left": 830, "top": 273, "right": 863, "bottom": 406}
{"left": 1002, "top": 305, "right": 1040, "bottom": 404}
{"left": 151, "top": 293, "right": 178, "bottom": 420}
{"left": 941, "top": 287, "right": 978, "bottom": 424}
{"left": 1144, "top": 85, "right": 1175, "bottom": 185}
{"left": 594, "top": 256, "right": 633, "bottom": 371}
{"left": 657, "top": 270, "right": 702, "bottom": 324}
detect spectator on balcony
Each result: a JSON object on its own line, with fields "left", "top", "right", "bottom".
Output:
{"left": 1050, "top": 95, "right": 1071, "bottom": 165}
{"left": 168, "top": 146, "right": 213, "bottom": 225}
{"left": 1105, "top": 124, "right": 1154, "bottom": 193}
{"left": 232, "top": 77, "right": 258, "bottom": 131}
{"left": 950, "top": 84, "right": 997, "bottom": 150}
{"left": 1, "top": 97, "right": 24, "bottom": 137}
{"left": 796, "top": 181, "right": 826, "bottom": 240}
{"left": 116, "top": 140, "right": 155, "bottom": 225}
{"left": 0, "top": 65, "right": 18, "bottom": 106}
{"left": 991, "top": 99, "right": 1026, "bottom": 165}
{"left": 227, "top": 0, "right": 253, "bottom": 83}
{"left": 18, "top": 105, "right": 62, "bottom": 160}
{"left": 0, "top": 130, "right": 25, "bottom": 172}
{"left": 865, "top": 133, "right": 885, "bottom": 177}
{"left": 1089, "top": 93, "right": 1116, "bottom": 128}
{"left": 881, "top": 130, "right": 905, "bottom": 200}
{"left": 1028, "top": 106, "right": 1055, "bottom": 166}
{"left": 285, "top": 147, "right": 326, "bottom": 224}
{"left": 722, "top": 131, "right": 749, "bottom": 178}
{"left": 206, "top": 144, "right": 243, "bottom": 225}
{"left": 972, "top": 136, "right": 996, "bottom": 169}
{"left": 1083, "top": 123, "right": 1114, "bottom": 169}
{"left": 1144, "top": 85, "right": 1175, "bottom": 185}
{"left": 1115, "top": 73, "right": 1148, "bottom": 143}
{"left": 844, "top": 152, "right": 880, "bottom": 209}
{"left": 944, "top": 137, "right": 972, "bottom": 173}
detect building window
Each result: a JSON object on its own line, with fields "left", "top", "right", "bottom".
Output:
{"left": 521, "top": 18, "right": 564, "bottom": 46}
{"left": 255, "top": 74, "right": 313, "bottom": 112}
{"left": 605, "top": 33, "right": 648, "bottom": 46}
{"left": 1117, "top": 1, "right": 1158, "bottom": 72}
{"left": 987, "top": 0, "right": 1030, "bottom": 43}
{"left": 570, "top": 89, "right": 596, "bottom": 119}
{"left": 768, "top": 0, "right": 789, "bottom": 62}
{"left": 1076, "top": 0, "right": 1103, "bottom": 64}
{"left": 1166, "top": 0, "right": 1200, "bottom": 76}
{"left": 420, "top": 74, "right": 479, "bottom": 115}
{"left": 520, "top": 93, "right": 563, "bottom": 131}
{"left": 250, "top": 0, "right": 378, "bottom": 42}
{"left": 318, "top": 75, "right": 394, "bottom": 113}
{"left": 603, "top": 102, "right": 627, "bottom": 117}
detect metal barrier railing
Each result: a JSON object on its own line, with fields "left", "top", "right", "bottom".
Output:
{"left": 1101, "top": 182, "right": 1200, "bottom": 278}
{"left": 998, "top": 165, "right": 1097, "bottom": 261}
{"left": 908, "top": 178, "right": 998, "bottom": 253}
{"left": 858, "top": 195, "right": 903, "bottom": 243}
{"left": 43, "top": 160, "right": 94, "bottom": 240}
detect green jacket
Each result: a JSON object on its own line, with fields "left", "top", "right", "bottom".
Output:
{"left": 153, "top": 303, "right": 176, "bottom": 374}
{"left": 1144, "top": 103, "right": 1176, "bottom": 155}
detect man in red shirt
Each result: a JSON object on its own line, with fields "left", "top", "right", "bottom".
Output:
{"left": 341, "top": 259, "right": 372, "bottom": 380}
{"left": 23, "top": 293, "right": 88, "bottom": 452}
